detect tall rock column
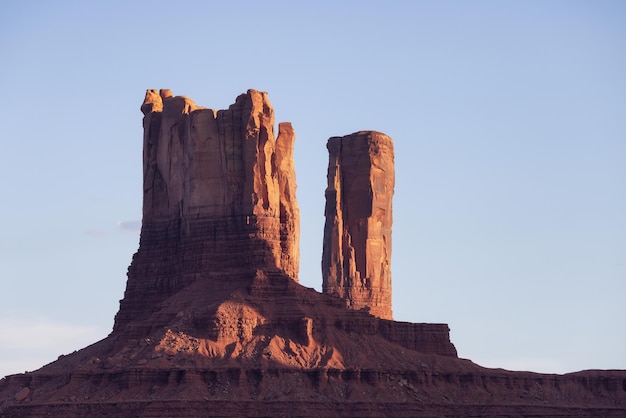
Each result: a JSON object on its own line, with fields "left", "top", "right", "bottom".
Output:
{"left": 114, "top": 89, "right": 299, "bottom": 332}
{"left": 322, "top": 131, "right": 394, "bottom": 320}
{"left": 275, "top": 122, "right": 300, "bottom": 280}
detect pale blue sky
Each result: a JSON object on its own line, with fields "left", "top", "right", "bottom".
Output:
{"left": 1, "top": 0, "right": 624, "bottom": 378}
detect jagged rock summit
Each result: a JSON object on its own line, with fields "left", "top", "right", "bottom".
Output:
{"left": 112, "top": 88, "right": 454, "bottom": 359}
{"left": 1, "top": 89, "right": 625, "bottom": 417}
{"left": 115, "top": 88, "right": 301, "bottom": 334}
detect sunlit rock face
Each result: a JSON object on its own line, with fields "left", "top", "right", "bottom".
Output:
{"left": 322, "top": 131, "right": 394, "bottom": 320}
{"left": 2, "top": 89, "right": 623, "bottom": 418}
{"left": 114, "top": 89, "right": 300, "bottom": 332}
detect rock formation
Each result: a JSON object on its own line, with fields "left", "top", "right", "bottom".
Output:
{"left": 322, "top": 131, "right": 394, "bottom": 319}
{"left": 114, "top": 89, "right": 300, "bottom": 333}
{"left": 1, "top": 89, "right": 625, "bottom": 417}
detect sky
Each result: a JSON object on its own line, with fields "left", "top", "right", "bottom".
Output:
{"left": 1, "top": 0, "right": 624, "bottom": 378}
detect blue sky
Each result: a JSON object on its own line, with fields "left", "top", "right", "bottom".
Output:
{"left": 1, "top": 0, "right": 624, "bottom": 378}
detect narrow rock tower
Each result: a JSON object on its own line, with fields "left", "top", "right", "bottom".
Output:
{"left": 322, "top": 131, "right": 395, "bottom": 319}
{"left": 114, "top": 89, "right": 299, "bottom": 332}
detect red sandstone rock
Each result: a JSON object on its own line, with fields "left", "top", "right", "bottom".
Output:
{"left": 13, "top": 387, "right": 29, "bottom": 402}
{"left": 275, "top": 122, "right": 300, "bottom": 283}
{"left": 322, "top": 131, "right": 395, "bottom": 319}
{"left": 1, "top": 90, "right": 624, "bottom": 417}
{"left": 115, "top": 89, "right": 300, "bottom": 332}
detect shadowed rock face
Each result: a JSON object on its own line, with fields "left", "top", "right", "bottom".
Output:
{"left": 322, "top": 131, "right": 394, "bottom": 319}
{"left": 114, "top": 89, "right": 300, "bottom": 332}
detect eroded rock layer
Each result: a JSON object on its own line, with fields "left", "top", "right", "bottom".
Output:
{"left": 2, "top": 89, "right": 623, "bottom": 417}
{"left": 322, "top": 131, "right": 394, "bottom": 319}
{"left": 114, "top": 89, "right": 300, "bottom": 332}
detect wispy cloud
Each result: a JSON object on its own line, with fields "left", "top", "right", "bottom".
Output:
{"left": 117, "top": 220, "right": 141, "bottom": 232}
{"left": 84, "top": 229, "right": 107, "bottom": 237}
{"left": 0, "top": 314, "right": 107, "bottom": 378}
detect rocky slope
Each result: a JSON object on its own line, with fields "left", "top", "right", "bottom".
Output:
{"left": 1, "top": 89, "right": 625, "bottom": 417}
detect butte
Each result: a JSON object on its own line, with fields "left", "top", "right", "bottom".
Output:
{"left": 0, "top": 89, "right": 624, "bottom": 417}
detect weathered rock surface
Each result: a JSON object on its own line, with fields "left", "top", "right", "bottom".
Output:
{"left": 114, "top": 89, "right": 300, "bottom": 333}
{"left": 322, "top": 131, "right": 394, "bottom": 319}
{"left": 1, "top": 326, "right": 625, "bottom": 417}
{"left": 1, "top": 90, "right": 625, "bottom": 417}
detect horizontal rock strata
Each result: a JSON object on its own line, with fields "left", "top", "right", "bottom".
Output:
{"left": 4, "top": 88, "right": 622, "bottom": 417}
{"left": 1, "top": 342, "right": 624, "bottom": 417}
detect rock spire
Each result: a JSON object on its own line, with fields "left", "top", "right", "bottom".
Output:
{"left": 1, "top": 89, "right": 623, "bottom": 418}
{"left": 322, "top": 131, "right": 394, "bottom": 319}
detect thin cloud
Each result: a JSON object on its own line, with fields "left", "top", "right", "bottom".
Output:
{"left": 0, "top": 315, "right": 104, "bottom": 350}
{"left": 84, "top": 229, "right": 107, "bottom": 237}
{"left": 117, "top": 220, "right": 141, "bottom": 232}
{"left": 0, "top": 314, "right": 107, "bottom": 377}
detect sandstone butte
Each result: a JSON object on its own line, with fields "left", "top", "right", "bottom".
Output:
{"left": 0, "top": 90, "right": 624, "bottom": 418}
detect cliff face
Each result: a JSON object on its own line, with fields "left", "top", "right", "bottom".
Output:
{"left": 108, "top": 90, "right": 451, "bottom": 355}
{"left": 322, "top": 131, "right": 394, "bottom": 319}
{"left": 114, "top": 89, "right": 300, "bottom": 332}
{"left": 1, "top": 89, "right": 624, "bottom": 418}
